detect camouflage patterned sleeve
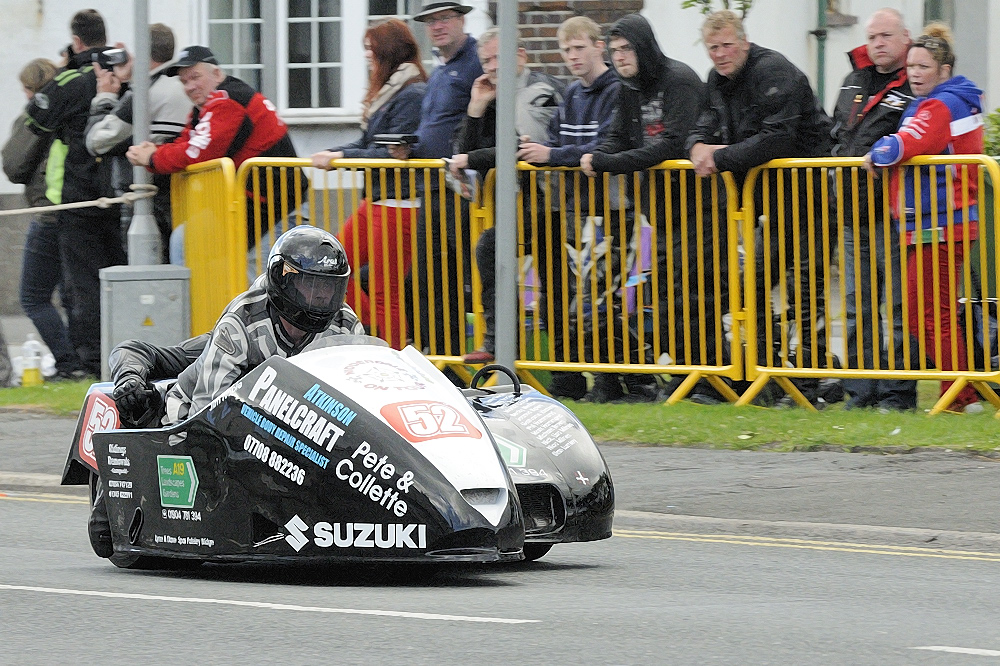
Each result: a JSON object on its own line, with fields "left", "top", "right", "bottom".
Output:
{"left": 186, "top": 313, "right": 253, "bottom": 415}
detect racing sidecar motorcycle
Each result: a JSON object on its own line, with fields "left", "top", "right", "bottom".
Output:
{"left": 61, "top": 337, "right": 614, "bottom": 568}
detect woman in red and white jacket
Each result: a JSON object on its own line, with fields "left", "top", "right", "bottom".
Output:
{"left": 866, "top": 23, "right": 985, "bottom": 412}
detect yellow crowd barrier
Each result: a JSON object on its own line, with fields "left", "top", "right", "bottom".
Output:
{"left": 170, "top": 158, "right": 241, "bottom": 334}
{"left": 478, "top": 162, "right": 744, "bottom": 403}
{"left": 738, "top": 155, "right": 1000, "bottom": 414}
{"left": 233, "top": 158, "right": 478, "bottom": 382}
{"left": 174, "top": 155, "right": 1000, "bottom": 415}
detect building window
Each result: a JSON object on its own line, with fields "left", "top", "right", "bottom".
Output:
{"left": 206, "top": 0, "right": 436, "bottom": 119}
{"left": 207, "top": 0, "right": 263, "bottom": 91}
{"left": 924, "top": 0, "right": 955, "bottom": 25}
{"left": 287, "top": 0, "right": 342, "bottom": 108}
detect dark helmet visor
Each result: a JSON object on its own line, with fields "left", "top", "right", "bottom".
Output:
{"left": 284, "top": 270, "right": 348, "bottom": 316}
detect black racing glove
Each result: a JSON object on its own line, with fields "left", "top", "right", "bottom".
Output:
{"left": 111, "top": 374, "right": 161, "bottom": 427}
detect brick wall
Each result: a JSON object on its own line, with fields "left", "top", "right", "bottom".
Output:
{"left": 486, "top": 1, "right": 644, "bottom": 81}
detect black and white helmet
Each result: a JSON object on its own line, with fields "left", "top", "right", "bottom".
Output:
{"left": 265, "top": 225, "right": 350, "bottom": 333}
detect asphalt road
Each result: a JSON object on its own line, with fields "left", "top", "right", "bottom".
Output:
{"left": 4, "top": 412, "right": 1000, "bottom": 663}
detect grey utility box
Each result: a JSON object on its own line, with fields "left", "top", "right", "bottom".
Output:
{"left": 100, "top": 265, "right": 191, "bottom": 381}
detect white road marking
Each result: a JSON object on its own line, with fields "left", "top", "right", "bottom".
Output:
{"left": 912, "top": 646, "right": 1000, "bottom": 656}
{"left": 0, "top": 584, "right": 538, "bottom": 624}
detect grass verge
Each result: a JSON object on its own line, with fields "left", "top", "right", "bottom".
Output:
{"left": 0, "top": 380, "right": 92, "bottom": 417}
{"left": 565, "top": 400, "right": 1000, "bottom": 453}
{"left": 1, "top": 378, "right": 996, "bottom": 454}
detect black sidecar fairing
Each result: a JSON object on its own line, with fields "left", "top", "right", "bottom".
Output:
{"left": 70, "top": 357, "right": 524, "bottom": 564}
{"left": 470, "top": 387, "right": 614, "bottom": 546}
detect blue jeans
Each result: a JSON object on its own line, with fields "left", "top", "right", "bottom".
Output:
{"left": 19, "top": 215, "right": 80, "bottom": 374}
{"left": 841, "top": 215, "right": 917, "bottom": 408}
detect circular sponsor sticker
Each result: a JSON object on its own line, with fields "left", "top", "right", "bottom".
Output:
{"left": 343, "top": 359, "right": 427, "bottom": 391}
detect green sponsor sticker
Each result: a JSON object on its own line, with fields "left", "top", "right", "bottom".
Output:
{"left": 157, "top": 455, "right": 199, "bottom": 508}
{"left": 495, "top": 436, "right": 527, "bottom": 467}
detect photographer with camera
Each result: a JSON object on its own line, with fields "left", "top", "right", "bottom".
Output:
{"left": 86, "top": 24, "right": 192, "bottom": 262}
{"left": 24, "top": 9, "right": 126, "bottom": 378}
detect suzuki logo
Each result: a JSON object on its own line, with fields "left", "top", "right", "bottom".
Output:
{"left": 284, "top": 515, "right": 310, "bottom": 551}
{"left": 283, "top": 514, "right": 427, "bottom": 551}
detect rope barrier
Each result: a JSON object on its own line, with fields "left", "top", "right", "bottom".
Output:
{"left": 0, "top": 183, "right": 158, "bottom": 218}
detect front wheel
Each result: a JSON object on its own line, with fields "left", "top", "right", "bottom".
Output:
{"left": 521, "top": 543, "right": 553, "bottom": 562}
{"left": 110, "top": 551, "right": 203, "bottom": 570}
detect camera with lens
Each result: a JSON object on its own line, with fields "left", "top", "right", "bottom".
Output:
{"left": 92, "top": 48, "right": 129, "bottom": 70}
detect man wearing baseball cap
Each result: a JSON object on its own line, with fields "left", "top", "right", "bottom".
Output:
{"left": 126, "top": 46, "right": 299, "bottom": 252}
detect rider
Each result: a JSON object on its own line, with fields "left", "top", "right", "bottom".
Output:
{"left": 90, "top": 225, "right": 363, "bottom": 557}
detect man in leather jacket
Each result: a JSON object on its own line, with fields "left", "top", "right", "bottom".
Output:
{"left": 687, "top": 10, "right": 834, "bottom": 405}
{"left": 831, "top": 9, "right": 918, "bottom": 411}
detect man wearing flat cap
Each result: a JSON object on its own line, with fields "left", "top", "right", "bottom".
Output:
{"left": 127, "top": 46, "right": 299, "bottom": 253}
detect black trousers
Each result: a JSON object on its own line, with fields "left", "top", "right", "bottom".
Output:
{"left": 58, "top": 208, "right": 127, "bottom": 376}
{"left": 474, "top": 199, "right": 566, "bottom": 357}
{"left": 751, "top": 169, "right": 828, "bottom": 372}
{"left": 655, "top": 176, "right": 729, "bottom": 368}
{"left": 411, "top": 190, "right": 473, "bottom": 356}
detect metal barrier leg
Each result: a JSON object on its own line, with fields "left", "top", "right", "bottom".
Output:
{"left": 735, "top": 374, "right": 771, "bottom": 407}
{"left": 664, "top": 372, "right": 702, "bottom": 405}
{"left": 706, "top": 375, "right": 741, "bottom": 403}
{"left": 930, "top": 377, "right": 970, "bottom": 415}
{"left": 773, "top": 376, "right": 817, "bottom": 411}
{"left": 516, "top": 369, "right": 549, "bottom": 396}
{"left": 970, "top": 381, "right": 1000, "bottom": 411}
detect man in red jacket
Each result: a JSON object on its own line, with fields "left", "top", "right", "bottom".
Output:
{"left": 127, "top": 46, "right": 299, "bottom": 257}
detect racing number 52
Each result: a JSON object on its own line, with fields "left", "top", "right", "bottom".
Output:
{"left": 398, "top": 403, "right": 470, "bottom": 438}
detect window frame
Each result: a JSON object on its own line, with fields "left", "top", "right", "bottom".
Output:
{"left": 276, "top": 0, "right": 367, "bottom": 120}
{"left": 198, "top": 0, "right": 486, "bottom": 123}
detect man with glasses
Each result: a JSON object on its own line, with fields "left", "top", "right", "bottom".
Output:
{"left": 389, "top": 1, "right": 483, "bottom": 364}
{"left": 579, "top": 13, "right": 706, "bottom": 403}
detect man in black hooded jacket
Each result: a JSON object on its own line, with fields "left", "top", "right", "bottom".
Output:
{"left": 581, "top": 14, "right": 719, "bottom": 403}
{"left": 687, "top": 10, "right": 834, "bottom": 405}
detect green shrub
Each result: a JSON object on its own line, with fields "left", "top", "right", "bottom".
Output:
{"left": 985, "top": 108, "right": 1000, "bottom": 157}
{"left": 680, "top": 0, "right": 755, "bottom": 18}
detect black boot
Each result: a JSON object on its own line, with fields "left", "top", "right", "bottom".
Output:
{"left": 548, "top": 371, "right": 587, "bottom": 400}
{"left": 88, "top": 473, "right": 113, "bottom": 558}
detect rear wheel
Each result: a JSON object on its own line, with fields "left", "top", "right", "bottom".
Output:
{"left": 521, "top": 543, "right": 553, "bottom": 562}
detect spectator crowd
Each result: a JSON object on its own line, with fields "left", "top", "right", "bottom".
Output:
{"left": 0, "top": 2, "right": 991, "bottom": 415}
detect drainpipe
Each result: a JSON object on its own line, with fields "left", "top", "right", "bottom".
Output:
{"left": 810, "top": 0, "right": 828, "bottom": 106}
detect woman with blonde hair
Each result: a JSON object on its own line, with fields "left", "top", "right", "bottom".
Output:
{"left": 2, "top": 57, "right": 86, "bottom": 382}
{"left": 867, "top": 23, "right": 985, "bottom": 412}
{"left": 310, "top": 19, "right": 427, "bottom": 349}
